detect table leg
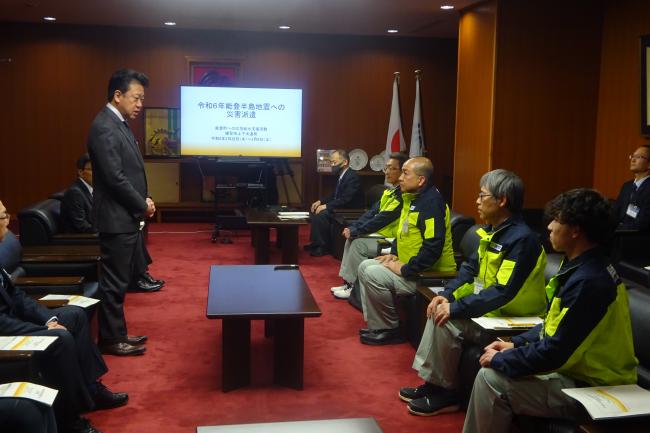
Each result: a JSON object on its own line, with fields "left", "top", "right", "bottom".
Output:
{"left": 222, "top": 318, "right": 251, "bottom": 392}
{"left": 279, "top": 226, "right": 299, "bottom": 264}
{"left": 252, "top": 226, "right": 270, "bottom": 264}
{"left": 273, "top": 317, "right": 304, "bottom": 390}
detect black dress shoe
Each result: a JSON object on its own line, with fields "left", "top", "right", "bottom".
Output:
{"left": 141, "top": 271, "right": 165, "bottom": 286}
{"left": 310, "top": 247, "right": 329, "bottom": 257}
{"left": 100, "top": 342, "right": 146, "bottom": 356}
{"left": 92, "top": 381, "right": 128, "bottom": 410}
{"left": 129, "top": 279, "right": 163, "bottom": 293}
{"left": 63, "top": 417, "right": 103, "bottom": 433}
{"left": 124, "top": 335, "right": 148, "bottom": 345}
{"left": 359, "top": 328, "right": 406, "bottom": 345}
{"left": 358, "top": 328, "right": 380, "bottom": 336}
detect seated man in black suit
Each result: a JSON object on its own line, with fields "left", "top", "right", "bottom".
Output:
{"left": 305, "top": 149, "right": 364, "bottom": 257}
{"left": 0, "top": 199, "right": 126, "bottom": 433}
{"left": 614, "top": 145, "right": 650, "bottom": 231}
{"left": 60, "top": 154, "right": 164, "bottom": 293}
{"left": 0, "top": 397, "right": 57, "bottom": 433}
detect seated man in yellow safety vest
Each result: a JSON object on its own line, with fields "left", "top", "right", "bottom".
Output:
{"left": 461, "top": 188, "right": 637, "bottom": 433}
{"left": 398, "top": 169, "right": 547, "bottom": 416}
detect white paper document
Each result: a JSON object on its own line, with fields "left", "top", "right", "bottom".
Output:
{"left": 0, "top": 382, "right": 58, "bottom": 406}
{"left": 0, "top": 336, "right": 58, "bottom": 351}
{"left": 39, "top": 294, "right": 100, "bottom": 308}
{"left": 562, "top": 384, "right": 650, "bottom": 420}
{"left": 471, "top": 316, "right": 543, "bottom": 330}
{"left": 278, "top": 212, "right": 310, "bottom": 216}
{"left": 427, "top": 287, "right": 445, "bottom": 295}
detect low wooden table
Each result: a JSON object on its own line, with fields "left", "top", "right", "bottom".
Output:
{"left": 197, "top": 418, "right": 384, "bottom": 433}
{"left": 206, "top": 265, "right": 321, "bottom": 391}
{"left": 246, "top": 209, "right": 308, "bottom": 265}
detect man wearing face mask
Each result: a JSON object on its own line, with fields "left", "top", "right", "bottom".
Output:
{"left": 305, "top": 149, "right": 364, "bottom": 257}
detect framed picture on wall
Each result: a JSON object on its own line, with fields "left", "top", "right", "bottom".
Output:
{"left": 144, "top": 108, "right": 180, "bottom": 157}
{"left": 641, "top": 35, "right": 650, "bottom": 136}
{"left": 187, "top": 57, "right": 241, "bottom": 86}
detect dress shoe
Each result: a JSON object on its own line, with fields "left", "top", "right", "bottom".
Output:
{"left": 359, "top": 328, "right": 406, "bottom": 345}
{"left": 92, "top": 381, "right": 128, "bottom": 410}
{"left": 100, "top": 342, "right": 146, "bottom": 356}
{"left": 141, "top": 271, "right": 165, "bottom": 286}
{"left": 124, "top": 335, "right": 148, "bottom": 345}
{"left": 310, "top": 247, "right": 329, "bottom": 257}
{"left": 129, "top": 279, "right": 163, "bottom": 293}
{"left": 63, "top": 416, "right": 102, "bottom": 433}
{"left": 358, "top": 328, "right": 378, "bottom": 336}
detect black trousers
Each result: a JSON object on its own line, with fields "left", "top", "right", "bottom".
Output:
{"left": 27, "top": 306, "right": 107, "bottom": 426}
{"left": 0, "top": 398, "right": 57, "bottom": 433}
{"left": 98, "top": 230, "right": 147, "bottom": 343}
{"left": 309, "top": 210, "right": 334, "bottom": 251}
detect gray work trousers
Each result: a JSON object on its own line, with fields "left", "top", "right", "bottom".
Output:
{"left": 412, "top": 318, "right": 492, "bottom": 389}
{"left": 339, "top": 237, "right": 380, "bottom": 284}
{"left": 358, "top": 258, "right": 416, "bottom": 329}
{"left": 462, "top": 368, "right": 580, "bottom": 433}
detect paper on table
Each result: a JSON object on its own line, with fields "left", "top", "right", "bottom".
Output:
{"left": 562, "top": 384, "right": 650, "bottom": 420}
{"left": 39, "top": 294, "right": 100, "bottom": 308}
{"left": 427, "top": 287, "right": 445, "bottom": 295}
{"left": 278, "top": 212, "right": 310, "bottom": 216}
{"left": 0, "top": 336, "right": 58, "bottom": 351}
{"left": 471, "top": 316, "right": 543, "bottom": 330}
{"left": 0, "top": 382, "right": 58, "bottom": 406}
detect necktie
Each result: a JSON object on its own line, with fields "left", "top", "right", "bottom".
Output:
{"left": 335, "top": 177, "right": 342, "bottom": 199}
{"left": 0, "top": 270, "right": 14, "bottom": 308}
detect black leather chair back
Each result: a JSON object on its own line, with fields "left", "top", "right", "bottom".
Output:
{"left": 449, "top": 211, "right": 475, "bottom": 253}
{"left": 628, "top": 285, "right": 650, "bottom": 389}
{"left": 18, "top": 199, "right": 61, "bottom": 245}
{"left": 364, "top": 184, "right": 388, "bottom": 209}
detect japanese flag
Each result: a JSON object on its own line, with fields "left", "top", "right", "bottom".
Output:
{"left": 385, "top": 74, "right": 406, "bottom": 155}
{"left": 409, "top": 73, "right": 424, "bottom": 157}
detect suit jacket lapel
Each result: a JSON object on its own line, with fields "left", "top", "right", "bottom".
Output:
{"left": 0, "top": 269, "right": 14, "bottom": 308}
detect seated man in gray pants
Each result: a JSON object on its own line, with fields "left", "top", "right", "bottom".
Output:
{"left": 331, "top": 152, "right": 407, "bottom": 299}
{"left": 462, "top": 189, "right": 637, "bottom": 433}
{"left": 399, "top": 169, "right": 547, "bottom": 416}
{"left": 358, "top": 157, "right": 457, "bottom": 345}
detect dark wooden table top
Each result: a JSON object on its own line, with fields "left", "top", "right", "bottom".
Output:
{"left": 245, "top": 209, "right": 309, "bottom": 226}
{"left": 206, "top": 265, "right": 321, "bottom": 319}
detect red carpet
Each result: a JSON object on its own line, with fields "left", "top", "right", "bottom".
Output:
{"left": 88, "top": 223, "right": 465, "bottom": 433}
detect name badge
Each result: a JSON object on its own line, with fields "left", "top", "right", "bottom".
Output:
{"left": 490, "top": 242, "right": 503, "bottom": 252}
{"left": 473, "top": 277, "right": 484, "bottom": 295}
{"left": 626, "top": 204, "right": 640, "bottom": 219}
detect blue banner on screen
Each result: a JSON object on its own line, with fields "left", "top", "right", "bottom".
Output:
{"left": 180, "top": 86, "right": 302, "bottom": 157}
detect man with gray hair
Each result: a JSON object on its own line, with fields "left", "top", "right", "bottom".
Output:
{"left": 398, "top": 169, "right": 548, "bottom": 417}
{"left": 358, "top": 157, "right": 456, "bottom": 345}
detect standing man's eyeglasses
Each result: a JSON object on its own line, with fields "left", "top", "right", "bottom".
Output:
{"left": 477, "top": 192, "right": 493, "bottom": 200}
{"left": 629, "top": 154, "right": 649, "bottom": 161}
{"left": 0, "top": 212, "right": 10, "bottom": 220}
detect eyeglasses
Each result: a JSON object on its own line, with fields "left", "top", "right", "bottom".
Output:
{"left": 478, "top": 192, "right": 493, "bottom": 200}
{"left": 382, "top": 165, "right": 400, "bottom": 173}
{"left": 629, "top": 154, "right": 649, "bottom": 161}
{"left": 0, "top": 212, "right": 10, "bottom": 221}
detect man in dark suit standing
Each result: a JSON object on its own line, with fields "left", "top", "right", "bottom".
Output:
{"left": 614, "top": 145, "right": 650, "bottom": 231}
{"left": 305, "top": 149, "right": 364, "bottom": 257}
{"left": 87, "top": 69, "right": 153, "bottom": 356}
{"left": 60, "top": 154, "right": 164, "bottom": 293}
{"left": 0, "top": 199, "right": 127, "bottom": 433}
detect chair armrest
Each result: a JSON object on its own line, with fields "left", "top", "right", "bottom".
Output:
{"left": 36, "top": 298, "right": 70, "bottom": 308}
{"left": 52, "top": 233, "right": 99, "bottom": 241}
{"left": 21, "top": 255, "right": 100, "bottom": 263}
{"left": 0, "top": 351, "right": 34, "bottom": 360}
{"left": 417, "top": 270, "right": 458, "bottom": 279}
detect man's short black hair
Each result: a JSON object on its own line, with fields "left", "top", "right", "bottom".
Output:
{"left": 544, "top": 188, "right": 615, "bottom": 246}
{"left": 388, "top": 152, "right": 408, "bottom": 168}
{"left": 333, "top": 149, "right": 349, "bottom": 162}
{"left": 76, "top": 153, "right": 91, "bottom": 170}
{"left": 107, "top": 69, "right": 149, "bottom": 102}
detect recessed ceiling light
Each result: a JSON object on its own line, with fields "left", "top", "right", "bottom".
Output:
{"left": 387, "top": 29, "right": 399, "bottom": 34}
{"left": 278, "top": 25, "right": 291, "bottom": 30}
{"left": 164, "top": 21, "right": 176, "bottom": 26}
{"left": 440, "top": 5, "right": 454, "bottom": 10}
{"left": 43, "top": 16, "right": 56, "bottom": 22}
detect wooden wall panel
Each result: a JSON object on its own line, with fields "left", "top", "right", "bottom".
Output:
{"left": 453, "top": 1, "right": 497, "bottom": 216}
{"left": 594, "top": 0, "right": 650, "bottom": 198}
{"left": 492, "top": 0, "right": 603, "bottom": 208}
{"left": 0, "top": 24, "right": 457, "bottom": 212}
